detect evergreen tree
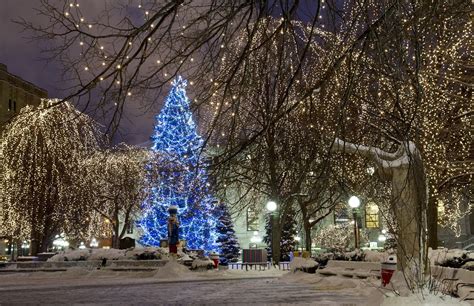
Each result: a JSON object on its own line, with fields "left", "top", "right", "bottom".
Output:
{"left": 280, "top": 206, "right": 297, "bottom": 261}
{"left": 137, "top": 76, "right": 219, "bottom": 251}
{"left": 263, "top": 213, "right": 273, "bottom": 260}
{"left": 263, "top": 207, "right": 297, "bottom": 261}
{"left": 216, "top": 202, "right": 240, "bottom": 265}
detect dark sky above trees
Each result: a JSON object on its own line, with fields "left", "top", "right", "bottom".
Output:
{"left": 0, "top": 0, "right": 156, "bottom": 146}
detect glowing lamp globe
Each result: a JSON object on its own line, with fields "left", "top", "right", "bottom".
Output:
{"left": 266, "top": 201, "right": 277, "bottom": 212}
{"left": 348, "top": 196, "right": 361, "bottom": 208}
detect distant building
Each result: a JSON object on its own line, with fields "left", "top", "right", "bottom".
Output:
{"left": 0, "top": 63, "right": 48, "bottom": 125}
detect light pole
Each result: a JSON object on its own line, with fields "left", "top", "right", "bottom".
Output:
{"left": 348, "top": 196, "right": 361, "bottom": 249}
{"left": 266, "top": 200, "right": 277, "bottom": 265}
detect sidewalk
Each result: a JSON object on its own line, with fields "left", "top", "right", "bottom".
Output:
{"left": 0, "top": 265, "right": 287, "bottom": 292}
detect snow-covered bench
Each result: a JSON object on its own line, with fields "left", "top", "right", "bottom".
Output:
{"left": 432, "top": 265, "right": 474, "bottom": 302}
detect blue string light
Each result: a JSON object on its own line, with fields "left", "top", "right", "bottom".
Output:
{"left": 137, "top": 76, "right": 219, "bottom": 252}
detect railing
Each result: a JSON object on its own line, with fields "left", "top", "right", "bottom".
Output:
{"left": 456, "top": 236, "right": 474, "bottom": 249}
{"left": 228, "top": 261, "right": 290, "bottom": 270}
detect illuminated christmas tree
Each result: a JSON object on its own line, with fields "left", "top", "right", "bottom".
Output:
{"left": 137, "top": 76, "right": 219, "bottom": 251}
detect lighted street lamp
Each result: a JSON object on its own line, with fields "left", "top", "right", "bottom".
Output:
{"left": 294, "top": 235, "right": 301, "bottom": 251}
{"left": 90, "top": 238, "right": 99, "bottom": 248}
{"left": 348, "top": 196, "right": 361, "bottom": 209}
{"left": 53, "top": 235, "right": 70, "bottom": 251}
{"left": 266, "top": 200, "right": 278, "bottom": 265}
{"left": 348, "top": 196, "right": 361, "bottom": 249}
{"left": 266, "top": 201, "right": 277, "bottom": 212}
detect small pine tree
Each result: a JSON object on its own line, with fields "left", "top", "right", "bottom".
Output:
{"left": 280, "top": 206, "right": 297, "bottom": 261}
{"left": 216, "top": 202, "right": 240, "bottom": 265}
{"left": 263, "top": 213, "right": 272, "bottom": 260}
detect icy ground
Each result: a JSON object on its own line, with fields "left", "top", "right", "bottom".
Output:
{"left": 0, "top": 262, "right": 468, "bottom": 305}
{"left": 0, "top": 264, "right": 371, "bottom": 305}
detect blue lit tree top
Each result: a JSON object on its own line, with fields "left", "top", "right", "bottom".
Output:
{"left": 137, "top": 76, "right": 219, "bottom": 252}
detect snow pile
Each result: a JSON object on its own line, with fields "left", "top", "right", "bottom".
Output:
{"left": 48, "top": 249, "right": 90, "bottom": 262}
{"left": 289, "top": 257, "right": 318, "bottom": 272}
{"left": 428, "top": 248, "right": 474, "bottom": 267}
{"left": 88, "top": 248, "right": 126, "bottom": 261}
{"left": 191, "top": 258, "right": 213, "bottom": 270}
{"left": 364, "top": 250, "right": 392, "bottom": 262}
{"left": 382, "top": 289, "right": 469, "bottom": 306}
{"left": 47, "top": 247, "right": 176, "bottom": 262}
{"left": 154, "top": 260, "right": 190, "bottom": 279}
{"left": 123, "top": 247, "right": 168, "bottom": 260}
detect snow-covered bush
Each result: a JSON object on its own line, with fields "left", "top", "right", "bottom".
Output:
{"left": 313, "top": 249, "right": 392, "bottom": 265}
{"left": 125, "top": 247, "right": 168, "bottom": 260}
{"left": 290, "top": 257, "right": 318, "bottom": 273}
{"left": 48, "top": 247, "right": 174, "bottom": 262}
{"left": 313, "top": 224, "right": 369, "bottom": 252}
{"left": 429, "top": 248, "right": 474, "bottom": 269}
{"left": 191, "top": 258, "right": 214, "bottom": 270}
{"left": 88, "top": 248, "right": 126, "bottom": 261}
{"left": 48, "top": 249, "right": 91, "bottom": 262}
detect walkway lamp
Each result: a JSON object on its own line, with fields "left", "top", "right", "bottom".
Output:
{"left": 348, "top": 196, "right": 361, "bottom": 249}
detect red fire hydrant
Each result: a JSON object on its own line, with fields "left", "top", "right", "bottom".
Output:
{"left": 381, "top": 255, "right": 397, "bottom": 287}
{"left": 210, "top": 252, "right": 219, "bottom": 269}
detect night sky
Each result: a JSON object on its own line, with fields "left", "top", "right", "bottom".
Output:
{"left": 0, "top": 0, "right": 156, "bottom": 146}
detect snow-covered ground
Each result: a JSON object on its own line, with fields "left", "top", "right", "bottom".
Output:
{"left": 0, "top": 261, "right": 470, "bottom": 305}
{"left": 0, "top": 267, "right": 368, "bottom": 305}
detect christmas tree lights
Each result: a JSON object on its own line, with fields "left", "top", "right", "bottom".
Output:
{"left": 137, "top": 76, "right": 219, "bottom": 252}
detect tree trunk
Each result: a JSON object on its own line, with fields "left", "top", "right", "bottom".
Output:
{"left": 29, "top": 230, "right": 41, "bottom": 256}
{"left": 304, "top": 220, "right": 312, "bottom": 252}
{"left": 112, "top": 220, "right": 121, "bottom": 249}
{"left": 271, "top": 214, "right": 281, "bottom": 264}
{"left": 332, "top": 138, "right": 428, "bottom": 281}
{"left": 427, "top": 195, "right": 438, "bottom": 249}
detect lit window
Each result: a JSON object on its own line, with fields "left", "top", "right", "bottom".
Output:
{"left": 365, "top": 202, "right": 379, "bottom": 228}
{"left": 247, "top": 207, "right": 259, "bottom": 231}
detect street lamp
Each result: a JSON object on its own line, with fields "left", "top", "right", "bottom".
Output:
{"left": 266, "top": 201, "right": 277, "bottom": 212}
{"left": 294, "top": 235, "right": 301, "bottom": 251}
{"left": 266, "top": 200, "right": 278, "bottom": 265}
{"left": 348, "top": 196, "right": 361, "bottom": 249}
{"left": 90, "top": 238, "right": 99, "bottom": 248}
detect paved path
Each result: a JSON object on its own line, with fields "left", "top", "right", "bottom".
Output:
{"left": 0, "top": 277, "right": 366, "bottom": 305}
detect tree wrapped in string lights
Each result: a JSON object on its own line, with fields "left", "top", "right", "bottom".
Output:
{"left": 137, "top": 76, "right": 219, "bottom": 252}
{"left": 0, "top": 99, "right": 103, "bottom": 255}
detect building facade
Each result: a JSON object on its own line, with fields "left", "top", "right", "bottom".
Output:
{"left": 0, "top": 63, "right": 48, "bottom": 125}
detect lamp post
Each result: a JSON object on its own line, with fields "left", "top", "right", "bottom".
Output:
{"left": 266, "top": 200, "right": 277, "bottom": 265}
{"left": 348, "top": 196, "right": 361, "bottom": 249}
